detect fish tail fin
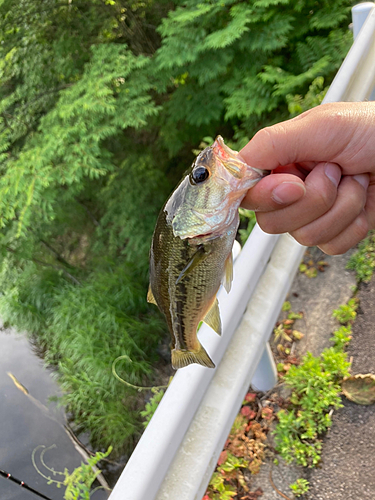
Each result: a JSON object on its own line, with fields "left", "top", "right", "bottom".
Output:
{"left": 171, "top": 344, "right": 215, "bottom": 370}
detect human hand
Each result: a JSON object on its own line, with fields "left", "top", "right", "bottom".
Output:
{"left": 240, "top": 101, "right": 375, "bottom": 255}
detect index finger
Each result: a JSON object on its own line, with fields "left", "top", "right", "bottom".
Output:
{"left": 240, "top": 102, "right": 375, "bottom": 173}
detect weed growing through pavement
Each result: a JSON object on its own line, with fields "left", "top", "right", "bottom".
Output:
{"left": 299, "top": 250, "right": 329, "bottom": 278}
{"left": 203, "top": 392, "right": 272, "bottom": 500}
{"left": 289, "top": 478, "right": 310, "bottom": 497}
{"left": 346, "top": 230, "right": 375, "bottom": 282}
{"left": 332, "top": 298, "right": 358, "bottom": 324}
{"left": 273, "top": 298, "right": 358, "bottom": 467}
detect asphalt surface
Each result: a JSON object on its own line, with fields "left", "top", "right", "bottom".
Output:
{"left": 307, "top": 276, "right": 375, "bottom": 500}
{"left": 0, "top": 327, "right": 108, "bottom": 500}
{"left": 250, "top": 246, "right": 375, "bottom": 499}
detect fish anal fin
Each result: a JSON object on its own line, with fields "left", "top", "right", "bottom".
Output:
{"left": 171, "top": 344, "right": 215, "bottom": 370}
{"left": 147, "top": 285, "right": 157, "bottom": 305}
{"left": 203, "top": 298, "right": 221, "bottom": 336}
{"left": 175, "top": 245, "right": 207, "bottom": 285}
{"left": 222, "top": 251, "right": 233, "bottom": 294}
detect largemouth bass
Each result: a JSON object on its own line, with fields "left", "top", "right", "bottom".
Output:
{"left": 148, "top": 136, "right": 267, "bottom": 369}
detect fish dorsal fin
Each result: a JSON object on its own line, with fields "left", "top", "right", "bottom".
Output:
{"left": 175, "top": 245, "right": 207, "bottom": 285}
{"left": 171, "top": 344, "right": 215, "bottom": 370}
{"left": 222, "top": 251, "right": 233, "bottom": 293}
{"left": 147, "top": 285, "right": 157, "bottom": 305}
{"left": 203, "top": 298, "right": 221, "bottom": 336}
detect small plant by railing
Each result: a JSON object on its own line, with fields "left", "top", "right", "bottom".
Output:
{"left": 203, "top": 392, "right": 273, "bottom": 500}
{"left": 32, "top": 445, "right": 112, "bottom": 500}
{"left": 140, "top": 389, "right": 165, "bottom": 428}
{"left": 273, "top": 298, "right": 358, "bottom": 467}
{"left": 289, "top": 478, "right": 310, "bottom": 497}
{"left": 347, "top": 231, "right": 375, "bottom": 282}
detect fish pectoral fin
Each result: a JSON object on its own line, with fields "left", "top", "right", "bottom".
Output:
{"left": 222, "top": 251, "right": 233, "bottom": 294}
{"left": 147, "top": 285, "right": 157, "bottom": 305}
{"left": 175, "top": 245, "right": 207, "bottom": 285}
{"left": 171, "top": 344, "right": 215, "bottom": 370}
{"left": 203, "top": 298, "right": 222, "bottom": 336}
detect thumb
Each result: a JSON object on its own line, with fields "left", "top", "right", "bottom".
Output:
{"left": 241, "top": 173, "right": 306, "bottom": 211}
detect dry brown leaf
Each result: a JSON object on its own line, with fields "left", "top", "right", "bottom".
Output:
{"left": 342, "top": 374, "right": 375, "bottom": 405}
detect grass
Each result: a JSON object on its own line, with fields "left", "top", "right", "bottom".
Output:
{"left": 0, "top": 258, "right": 166, "bottom": 456}
{"left": 346, "top": 231, "right": 375, "bottom": 282}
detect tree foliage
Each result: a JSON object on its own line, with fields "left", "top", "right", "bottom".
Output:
{"left": 0, "top": 0, "right": 354, "bottom": 454}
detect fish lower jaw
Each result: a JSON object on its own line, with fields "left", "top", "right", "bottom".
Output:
{"left": 187, "top": 232, "right": 216, "bottom": 245}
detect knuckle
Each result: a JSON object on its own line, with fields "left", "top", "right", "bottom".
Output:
{"left": 319, "top": 213, "right": 369, "bottom": 255}
{"left": 354, "top": 213, "right": 369, "bottom": 240}
{"left": 253, "top": 127, "right": 276, "bottom": 151}
{"left": 253, "top": 124, "right": 287, "bottom": 154}
{"left": 291, "top": 229, "right": 320, "bottom": 248}
{"left": 318, "top": 242, "right": 343, "bottom": 256}
{"left": 256, "top": 215, "right": 281, "bottom": 235}
{"left": 344, "top": 181, "right": 367, "bottom": 214}
{"left": 311, "top": 187, "right": 335, "bottom": 215}
{"left": 318, "top": 103, "right": 349, "bottom": 126}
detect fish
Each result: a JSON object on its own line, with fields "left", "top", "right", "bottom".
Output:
{"left": 148, "top": 136, "right": 267, "bottom": 369}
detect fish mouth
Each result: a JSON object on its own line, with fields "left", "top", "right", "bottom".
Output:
{"left": 190, "top": 232, "right": 212, "bottom": 238}
{"left": 187, "top": 231, "right": 216, "bottom": 243}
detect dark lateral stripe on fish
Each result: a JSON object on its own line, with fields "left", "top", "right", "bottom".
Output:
{"left": 175, "top": 296, "right": 186, "bottom": 349}
{"left": 174, "top": 243, "right": 191, "bottom": 350}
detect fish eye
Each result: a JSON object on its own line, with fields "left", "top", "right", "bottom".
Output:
{"left": 191, "top": 166, "right": 210, "bottom": 184}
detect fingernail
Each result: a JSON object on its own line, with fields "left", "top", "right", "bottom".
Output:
{"left": 272, "top": 182, "right": 306, "bottom": 204}
{"left": 325, "top": 163, "right": 341, "bottom": 187}
{"left": 353, "top": 174, "right": 369, "bottom": 190}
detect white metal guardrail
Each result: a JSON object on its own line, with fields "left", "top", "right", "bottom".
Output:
{"left": 109, "top": 4, "right": 375, "bottom": 499}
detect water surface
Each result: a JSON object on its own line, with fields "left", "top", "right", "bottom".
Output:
{"left": 0, "top": 327, "right": 108, "bottom": 500}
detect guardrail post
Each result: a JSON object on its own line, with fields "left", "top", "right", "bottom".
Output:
{"left": 251, "top": 342, "right": 278, "bottom": 392}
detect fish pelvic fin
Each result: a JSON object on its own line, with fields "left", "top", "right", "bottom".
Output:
{"left": 147, "top": 284, "right": 157, "bottom": 305}
{"left": 171, "top": 344, "right": 215, "bottom": 370}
